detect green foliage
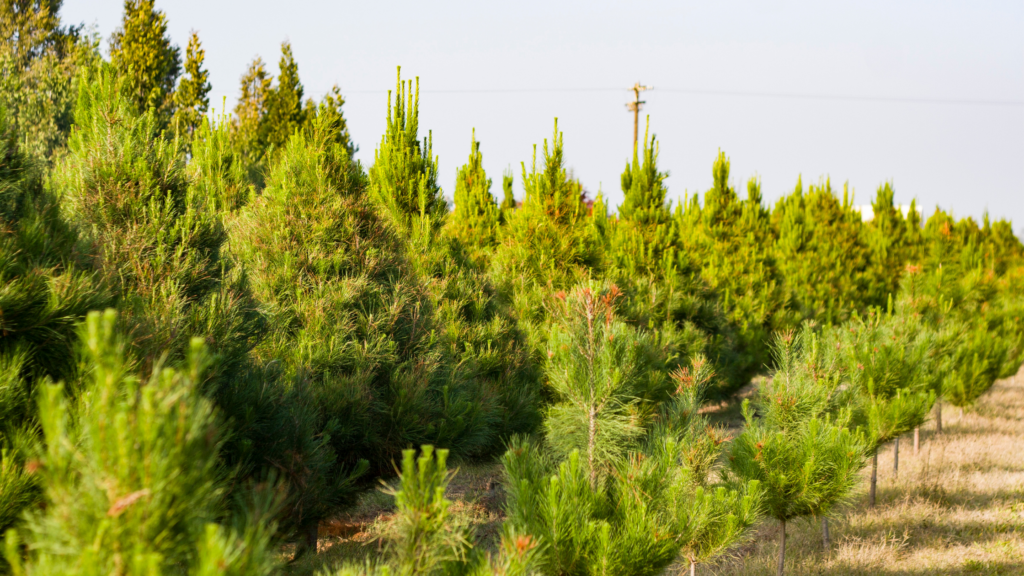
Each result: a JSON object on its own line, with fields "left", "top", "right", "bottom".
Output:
{"left": 263, "top": 41, "right": 308, "bottom": 150}
{"left": 500, "top": 168, "right": 516, "bottom": 213}
{"left": 772, "top": 178, "right": 880, "bottom": 323}
{"left": 447, "top": 130, "right": 499, "bottom": 251}
{"left": 0, "top": 0, "right": 96, "bottom": 162}
{"left": 729, "top": 408, "right": 864, "bottom": 523}
{"left": 170, "top": 31, "right": 211, "bottom": 141}
{"left": 542, "top": 284, "right": 668, "bottom": 482}
{"left": 109, "top": 0, "right": 181, "bottom": 127}
{"left": 54, "top": 66, "right": 262, "bottom": 375}
{"left": 832, "top": 303, "right": 936, "bottom": 449}
{"left": 3, "top": 310, "right": 281, "bottom": 576}
{"left": 188, "top": 111, "right": 254, "bottom": 212}
{"left": 675, "top": 151, "right": 788, "bottom": 382}
{"left": 368, "top": 68, "right": 444, "bottom": 228}
{"left": 231, "top": 56, "right": 272, "bottom": 174}
{"left": 618, "top": 120, "right": 667, "bottom": 227}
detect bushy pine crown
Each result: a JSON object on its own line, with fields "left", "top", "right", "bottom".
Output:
{"left": 618, "top": 119, "right": 668, "bottom": 226}
{"left": 520, "top": 118, "right": 583, "bottom": 226}
{"left": 448, "top": 129, "right": 499, "bottom": 247}
{"left": 772, "top": 177, "right": 877, "bottom": 323}
{"left": 368, "top": 67, "right": 444, "bottom": 226}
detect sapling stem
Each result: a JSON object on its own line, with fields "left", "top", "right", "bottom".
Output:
{"left": 869, "top": 452, "right": 878, "bottom": 506}
{"left": 822, "top": 516, "right": 830, "bottom": 551}
{"left": 893, "top": 437, "right": 899, "bottom": 477}
{"left": 777, "top": 519, "right": 787, "bottom": 576}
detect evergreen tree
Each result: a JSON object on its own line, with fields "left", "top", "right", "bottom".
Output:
{"left": 311, "top": 84, "right": 356, "bottom": 157}
{"left": 729, "top": 336, "right": 867, "bottom": 576}
{"left": 263, "top": 41, "right": 307, "bottom": 150}
{"left": 188, "top": 110, "right": 254, "bottom": 212}
{"left": 231, "top": 56, "right": 271, "bottom": 170}
{"left": 109, "top": 0, "right": 181, "bottom": 127}
{"left": 447, "top": 129, "right": 499, "bottom": 251}
{"left": 772, "top": 178, "right": 877, "bottom": 323}
{"left": 500, "top": 167, "right": 516, "bottom": 213}
{"left": 542, "top": 284, "right": 668, "bottom": 483}
{"left": 170, "top": 30, "right": 210, "bottom": 141}
{"left": 0, "top": 104, "right": 108, "bottom": 535}
{"left": 368, "top": 67, "right": 444, "bottom": 228}
{"left": 618, "top": 118, "right": 668, "bottom": 227}
{"left": 675, "top": 151, "right": 788, "bottom": 382}
{"left": 3, "top": 311, "right": 281, "bottom": 575}
{"left": 0, "top": 0, "right": 95, "bottom": 161}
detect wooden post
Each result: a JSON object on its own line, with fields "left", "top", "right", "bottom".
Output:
{"left": 626, "top": 82, "right": 651, "bottom": 146}
{"left": 914, "top": 426, "right": 920, "bottom": 454}
{"left": 935, "top": 402, "right": 942, "bottom": 433}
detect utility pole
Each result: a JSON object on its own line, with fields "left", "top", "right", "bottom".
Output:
{"left": 626, "top": 82, "right": 652, "bottom": 146}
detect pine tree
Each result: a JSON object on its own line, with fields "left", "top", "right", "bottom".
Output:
{"left": 618, "top": 118, "right": 668, "bottom": 227}
{"left": 834, "top": 301, "right": 935, "bottom": 505}
{"left": 500, "top": 167, "right": 516, "bottom": 213}
{"left": 447, "top": 129, "right": 500, "bottom": 250}
{"left": 311, "top": 84, "right": 356, "bottom": 157}
{"left": 542, "top": 284, "right": 668, "bottom": 484}
{"left": 729, "top": 352, "right": 867, "bottom": 576}
{"left": 109, "top": 0, "right": 181, "bottom": 127}
{"left": 170, "top": 30, "right": 210, "bottom": 141}
{"left": 3, "top": 311, "right": 281, "bottom": 575}
{"left": 675, "top": 151, "right": 787, "bottom": 383}
{"left": 263, "top": 41, "right": 307, "bottom": 150}
{"left": 368, "top": 67, "right": 444, "bottom": 228}
{"left": 772, "top": 177, "right": 877, "bottom": 323}
{"left": 0, "top": 104, "right": 108, "bottom": 535}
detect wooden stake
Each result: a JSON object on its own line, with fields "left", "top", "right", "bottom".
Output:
{"left": 822, "top": 516, "right": 831, "bottom": 551}
{"left": 914, "top": 426, "right": 920, "bottom": 454}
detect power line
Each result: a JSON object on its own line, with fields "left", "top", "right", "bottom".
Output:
{"left": 206, "top": 87, "right": 1023, "bottom": 107}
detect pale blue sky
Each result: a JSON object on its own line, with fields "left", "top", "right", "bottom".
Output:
{"left": 64, "top": 1, "right": 1024, "bottom": 232}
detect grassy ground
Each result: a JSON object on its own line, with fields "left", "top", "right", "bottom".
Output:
{"left": 289, "top": 370, "right": 1024, "bottom": 575}
{"left": 712, "top": 370, "right": 1024, "bottom": 576}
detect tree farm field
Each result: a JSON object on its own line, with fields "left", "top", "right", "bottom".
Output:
{"left": 290, "top": 369, "right": 1024, "bottom": 576}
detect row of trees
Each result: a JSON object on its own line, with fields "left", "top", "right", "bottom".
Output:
{"left": 0, "top": 1, "right": 1021, "bottom": 575}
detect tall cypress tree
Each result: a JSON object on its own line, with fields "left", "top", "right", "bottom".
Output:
{"left": 108, "top": 0, "right": 181, "bottom": 127}
{"left": 170, "top": 30, "right": 210, "bottom": 141}
{"left": 263, "top": 41, "right": 307, "bottom": 150}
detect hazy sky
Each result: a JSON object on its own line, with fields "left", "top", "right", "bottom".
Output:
{"left": 63, "top": 1, "right": 1024, "bottom": 231}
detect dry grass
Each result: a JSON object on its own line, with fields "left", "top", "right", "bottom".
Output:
{"left": 709, "top": 370, "right": 1024, "bottom": 576}
{"left": 288, "top": 371, "right": 1024, "bottom": 575}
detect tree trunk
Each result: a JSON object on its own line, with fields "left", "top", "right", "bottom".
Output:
{"left": 935, "top": 402, "right": 942, "bottom": 433}
{"left": 869, "top": 452, "right": 878, "bottom": 507}
{"left": 893, "top": 437, "right": 899, "bottom": 478}
{"left": 822, "top": 516, "right": 830, "bottom": 551}
{"left": 588, "top": 407, "right": 598, "bottom": 488}
{"left": 690, "top": 558, "right": 696, "bottom": 576}
{"left": 777, "top": 519, "right": 787, "bottom": 576}
{"left": 914, "top": 427, "right": 920, "bottom": 455}
{"left": 305, "top": 520, "right": 319, "bottom": 553}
